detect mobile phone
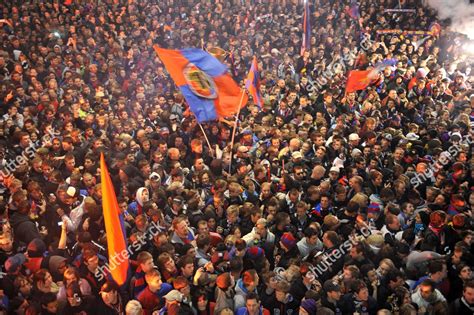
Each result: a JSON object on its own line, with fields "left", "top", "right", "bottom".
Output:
{"left": 58, "top": 222, "right": 63, "bottom": 226}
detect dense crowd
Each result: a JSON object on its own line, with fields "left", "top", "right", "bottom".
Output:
{"left": 0, "top": 0, "right": 474, "bottom": 314}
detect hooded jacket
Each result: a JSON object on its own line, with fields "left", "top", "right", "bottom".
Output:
{"left": 411, "top": 287, "right": 446, "bottom": 310}
{"left": 234, "top": 279, "right": 257, "bottom": 310}
{"left": 9, "top": 211, "right": 41, "bottom": 244}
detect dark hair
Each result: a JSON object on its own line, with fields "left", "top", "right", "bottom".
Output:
{"left": 246, "top": 292, "right": 260, "bottom": 302}
{"left": 177, "top": 255, "right": 194, "bottom": 270}
{"left": 303, "top": 227, "right": 318, "bottom": 238}
{"left": 40, "top": 292, "right": 57, "bottom": 307}
{"left": 464, "top": 280, "right": 474, "bottom": 291}
{"left": 350, "top": 279, "right": 367, "bottom": 294}
{"left": 386, "top": 269, "right": 404, "bottom": 284}
{"left": 100, "top": 281, "right": 119, "bottom": 293}
{"left": 428, "top": 260, "right": 445, "bottom": 275}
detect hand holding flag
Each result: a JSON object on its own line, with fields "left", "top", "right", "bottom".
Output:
{"left": 245, "top": 56, "right": 263, "bottom": 108}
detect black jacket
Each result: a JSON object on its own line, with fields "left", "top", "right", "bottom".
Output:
{"left": 9, "top": 212, "right": 41, "bottom": 244}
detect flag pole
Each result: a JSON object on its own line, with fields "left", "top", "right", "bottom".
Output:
{"left": 228, "top": 88, "right": 247, "bottom": 174}
{"left": 197, "top": 121, "right": 214, "bottom": 158}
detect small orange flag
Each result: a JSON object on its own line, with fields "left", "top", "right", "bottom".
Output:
{"left": 100, "top": 153, "right": 129, "bottom": 286}
{"left": 346, "top": 70, "right": 373, "bottom": 93}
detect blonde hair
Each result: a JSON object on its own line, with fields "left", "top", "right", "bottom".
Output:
{"left": 226, "top": 205, "right": 240, "bottom": 217}
{"left": 125, "top": 300, "right": 143, "bottom": 315}
{"left": 350, "top": 193, "right": 369, "bottom": 208}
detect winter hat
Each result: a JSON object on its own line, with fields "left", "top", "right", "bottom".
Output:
{"left": 216, "top": 272, "right": 233, "bottom": 290}
{"left": 5, "top": 253, "right": 26, "bottom": 273}
{"left": 164, "top": 290, "right": 183, "bottom": 302}
{"left": 246, "top": 246, "right": 265, "bottom": 260}
{"left": 211, "top": 243, "right": 230, "bottom": 265}
{"left": 367, "top": 203, "right": 381, "bottom": 214}
{"left": 300, "top": 299, "right": 318, "bottom": 313}
{"left": 27, "top": 238, "right": 46, "bottom": 258}
{"left": 366, "top": 234, "right": 384, "bottom": 248}
{"left": 280, "top": 232, "right": 297, "bottom": 250}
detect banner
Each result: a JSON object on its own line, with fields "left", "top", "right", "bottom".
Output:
{"left": 376, "top": 29, "right": 436, "bottom": 36}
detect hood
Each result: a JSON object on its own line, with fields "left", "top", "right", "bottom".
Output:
{"left": 47, "top": 255, "right": 67, "bottom": 281}
{"left": 135, "top": 187, "right": 148, "bottom": 206}
{"left": 235, "top": 279, "right": 249, "bottom": 295}
{"left": 9, "top": 211, "right": 30, "bottom": 226}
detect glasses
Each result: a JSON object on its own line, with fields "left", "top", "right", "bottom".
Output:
{"left": 296, "top": 172, "right": 304, "bottom": 176}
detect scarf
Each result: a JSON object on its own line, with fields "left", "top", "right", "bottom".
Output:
{"left": 428, "top": 224, "right": 444, "bottom": 236}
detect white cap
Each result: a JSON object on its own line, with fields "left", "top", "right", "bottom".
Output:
{"left": 329, "top": 166, "right": 340, "bottom": 173}
{"left": 349, "top": 133, "right": 360, "bottom": 141}
{"left": 149, "top": 172, "right": 161, "bottom": 182}
{"left": 292, "top": 151, "right": 303, "bottom": 159}
{"left": 351, "top": 148, "right": 362, "bottom": 158}
{"left": 66, "top": 186, "right": 76, "bottom": 198}
{"left": 405, "top": 132, "right": 419, "bottom": 141}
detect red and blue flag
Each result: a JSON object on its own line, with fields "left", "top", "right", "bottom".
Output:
{"left": 301, "top": 0, "right": 311, "bottom": 56}
{"left": 245, "top": 56, "right": 263, "bottom": 108}
{"left": 346, "top": 0, "right": 360, "bottom": 20}
{"left": 153, "top": 46, "right": 247, "bottom": 122}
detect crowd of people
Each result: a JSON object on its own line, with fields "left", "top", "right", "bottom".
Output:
{"left": 0, "top": 0, "right": 474, "bottom": 314}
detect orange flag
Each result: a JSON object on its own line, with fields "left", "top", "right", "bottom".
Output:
{"left": 100, "top": 153, "right": 129, "bottom": 286}
{"left": 346, "top": 70, "right": 372, "bottom": 93}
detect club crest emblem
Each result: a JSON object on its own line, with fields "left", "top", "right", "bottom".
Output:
{"left": 183, "top": 63, "right": 218, "bottom": 99}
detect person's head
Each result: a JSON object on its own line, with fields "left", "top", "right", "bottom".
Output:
{"left": 386, "top": 268, "right": 404, "bottom": 289}
{"left": 304, "top": 227, "right": 319, "bottom": 246}
{"left": 463, "top": 280, "right": 474, "bottom": 304}
{"left": 63, "top": 267, "right": 80, "bottom": 286}
{"left": 172, "top": 216, "right": 189, "bottom": 238}
{"left": 245, "top": 292, "right": 261, "bottom": 315}
{"left": 322, "top": 231, "right": 339, "bottom": 248}
{"left": 100, "top": 282, "right": 119, "bottom": 306}
{"left": 385, "top": 214, "right": 401, "bottom": 231}
{"left": 158, "top": 252, "right": 176, "bottom": 273}
{"left": 457, "top": 263, "right": 473, "bottom": 281}
{"left": 428, "top": 260, "right": 447, "bottom": 281}
{"left": 349, "top": 242, "right": 365, "bottom": 260}
{"left": 145, "top": 269, "right": 163, "bottom": 292}
{"left": 137, "top": 251, "right": 154, "bottom": 273}
{"left": 418, "top": 279, "right": 435, "bottom": 301}
{"left": 66, "top": 281, "right": 83, "bottom": 307}
{"left": 242, "top": 269, "right": 259, "bottom": 291}
{"left": 323, "top": 280, "right": 342, "bottom": 301}
{"left": 125, "top": 300, "right": 143, "bottom": 315}
{"left": 193, "top": 289, "right": 209, "bottom": 312}
{"left": 177, "top": 255, "right": 195, "bottom": 278}
{"left": 82, "top": 245, "right": 99, "bottom": 272}
{"left": 173, "top": 276, "right": 191, "bottom": 297}
{"left": 14, "top": 275, "right": 32, "bottom": 297}
{"left": 275, "top": 280, "right": 290, "bottom": 303}
{"left": 216, "top": 272, "right": 234, "bottom": 292}
{"left": 351, "top": 279, "right": 369, "bottom": 301}
{"left": 41, "top": 292, "right": 59, "bottom": 314}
